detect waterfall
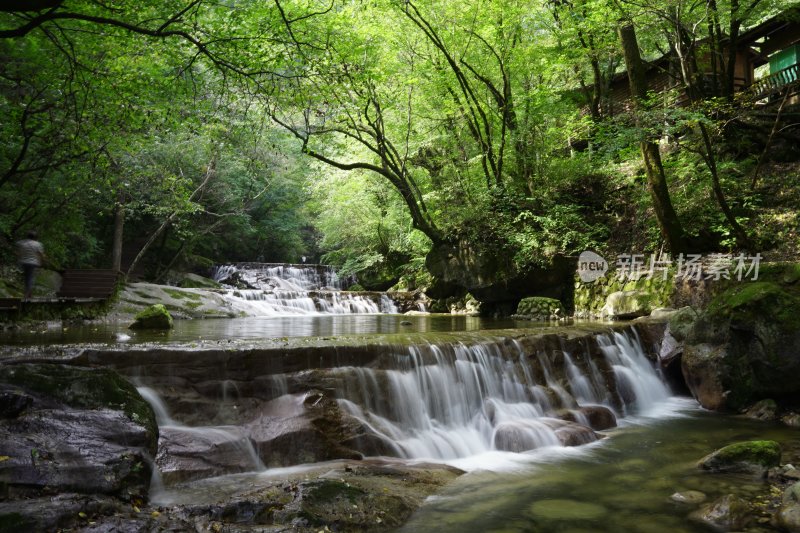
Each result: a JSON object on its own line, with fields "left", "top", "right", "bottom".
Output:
{"left": 137, "top": 386, "right": 266, "bottom": 475}
{"left": 331, "top": 330, "right": 671, "bottom": 462}
{"left": 134, "top": 327, "right": 672, "bottom": 482}
{"left": 212, "top": 263, "right": 398, "bottom": 316}
{"left": 598, "top": 331, "right": 671, "bottom": 416}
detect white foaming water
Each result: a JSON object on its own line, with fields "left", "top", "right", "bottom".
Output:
{"left": 212, "top": 263, "right": 398, "bottom": 316}
{"left": 139, "top": 329, "right": 682, "bottom": 485}
{"left": 333, "top": 331, "right": 673, "bottom": 466}
{"left": 136, "top": 387, "right": 266, "bottom": 483}
{"left": 598, "top": 331, "right": 671, "bottom": 417}
{"left": 137, "top": 386, "right": 178, "bottom": 426}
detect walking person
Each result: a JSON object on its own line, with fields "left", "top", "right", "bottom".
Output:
{"left": 16, "top": 230, "right": 45, "bottom": 300}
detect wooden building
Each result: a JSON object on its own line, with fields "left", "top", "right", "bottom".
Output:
{"left": 594, "top": 9, "right": 800, "bottom": 115}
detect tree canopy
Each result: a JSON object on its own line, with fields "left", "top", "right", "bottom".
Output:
{"left": 2, "top": 0, "right": 798, "bottom": 289}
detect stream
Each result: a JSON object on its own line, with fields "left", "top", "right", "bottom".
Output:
{"left": 2, "top": 263, "right": 798, "bottom": 532}
{"left": 402, "top": 401, "right": 799, "bottom": 532}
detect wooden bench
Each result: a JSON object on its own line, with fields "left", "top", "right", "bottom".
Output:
{"left": 57, "top": 269, "right": 120, "bottom": 299}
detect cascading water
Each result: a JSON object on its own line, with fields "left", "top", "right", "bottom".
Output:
{"left": 136, "top": 386, "right": 266, "bottom": 476}
{"left": 327, "top": 330, "right": 670, "bottom": 462}
{"left": 134, "top": 327, "right": 672, "bottom": 488}
{"left": 212, "top": 263, "right": 399, "bottom": 316}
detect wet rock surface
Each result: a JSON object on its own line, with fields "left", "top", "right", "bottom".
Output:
{"left": 0, "top": 322, "right": 671, "bottom": 532}
{"left": 689, "top": 493, "right": 754, "bottom": 531}
{"left": 0, "top": 363, "right": 158, "bottom": 530}
{"left": 681, "top": 265, "right": 800, "bottom": 412}
{"left": 780, "top": 481, "right": 800, "bottom": 532}
{"left": 698, "top": 440, "right": 782, "bottom": 476}
{"left": 161, "top": 460, "right": 462, "bottom": 533}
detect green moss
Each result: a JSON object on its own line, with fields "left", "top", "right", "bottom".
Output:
{"left": 517, "top": 297, "right": 561, "bottom": 317}
{"left": 162, "top": 288, "right": 201, "bottom": 301}
{"left": 130, "top": 304, "right": 173, "bottom": 330}
{"left": 0, "top": 364, "right": 158, "bottom": 453}
{"left": 701, "top": 440, "right": 782, "bottom": 471}
{"left": 307, "top": 480, "right": 365, "bottom": 505}
{"left": 707, "top": 281, "right": 800, "bottom": 332}
{"left": 177, "top": 274, "right": 221, "bottom": 289}
{"left": 574, "top": 268, "right": 675, "bottom": 315}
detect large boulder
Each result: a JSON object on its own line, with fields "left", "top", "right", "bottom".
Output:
{"left": 0, "top": 363, "right": 158, "bottom": 502}
{"left": 600, "top": 290, "right": 653, "bottom": 320}
{"left": 689, "top": 494, "right": 753, "bottom": 531}
{"left": 129, "top": 303, "right": 174, "bottom": 330}
{"left": 425, "top": 240, "right": 575, "bottom": 307}
{"left": 153, "top": 391, "right": 373, "bottom": 486}
{"left": 682, "top": 265, "right": 800, "bottom": 411}
{"left": 558, "top": 405, "right": 617, "bottom": 430}
{"left": 698, "top": 440, "right": 782, "bottom": 476}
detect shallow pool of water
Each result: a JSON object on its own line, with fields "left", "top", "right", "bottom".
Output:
{"left": 401, "top": 398, "right": 800, "bottom": 532}
{"left": 0, "top": 315, "right": 565, "bottom": 345}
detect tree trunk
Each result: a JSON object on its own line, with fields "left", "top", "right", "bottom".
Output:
{"left": 618, "top": 23, "right": 688, "bottom": 253}
{"left": 111, "top": 200, "right": 124, "bottom": 272}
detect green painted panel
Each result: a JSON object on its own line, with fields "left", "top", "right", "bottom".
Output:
{"left": 769, "top": 44, "right": 800, "bottom": 73}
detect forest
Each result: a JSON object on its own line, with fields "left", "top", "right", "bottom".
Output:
{"left": 4, "top": 3, "right": 800, "bottom": 532}
{"left": 1, "top": 0, "right": 799, "bottom": 296}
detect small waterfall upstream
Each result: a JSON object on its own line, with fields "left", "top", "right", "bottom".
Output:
{"left": 133, "top": 326, "right": 672, "bottom": 484}
{"left": 212, "top": 263, "right": 400, "bottom": 316}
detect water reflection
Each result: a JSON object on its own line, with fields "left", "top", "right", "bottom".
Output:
{"left": 402, "top": 400, "right": 800, "bottom": 532}
{"left": 0, "top": 314, "right": 545, "bottom": 345}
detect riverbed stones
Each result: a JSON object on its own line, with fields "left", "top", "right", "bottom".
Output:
{"left": 689, "top": 494, "right": 753, "bottom": 531}
{"left": 783, "top": 412, "right": 800, "bottom": 427}
{"left": 515, "top": 297, "right": 562, "bottom": 320}
{"left": 779, "top": 481, "right": 800, "bottom": 532}
{"left": 129, "top": 303, "right": 174, "bottom": 329}
{"left": 745, "top": 398, "right": 779, "bottom": 421}
{"left": 698, "top": 440, "right": 782, "bottom": 476}
{"left": 670, "top": 490, "right": 707, "bottom": 504}
{"left": 171, "top": 459, "right": 463, "bottom": 532}
{"left": 528, "top": 498, "right": 608, "bottom": 521}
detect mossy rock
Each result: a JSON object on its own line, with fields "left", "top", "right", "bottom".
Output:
{"left": 177, "top": 273, "right": 221, "bottom": 289}
{"left": 706, "top": 281, "right": 800, "bottom": 332}
{"left": 129, "top": 304, "right": 173, "bottom": 330}
{"left": 162, "top": 287, "right": 202, "bottom": 301}
{"left": 601, "top": 290, "right": 653, "bottom": 319}
{"left": 666, "top": 306, "right": 699, "bottom": 342}
{"left": 517, "top": 297, "right": 561, "bottom": 317}
{"left": 698, "top": 440, "right": 781, "bottom": 475}
{"left": 683, "top": 263, "right": 800, "bottom": 411}
{"left": 0, "top": 363, "right": 158, "bottom": 454}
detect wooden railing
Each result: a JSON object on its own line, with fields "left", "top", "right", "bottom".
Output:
{"left": 746, "top": 64, "right": 800, "bottom": 100}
